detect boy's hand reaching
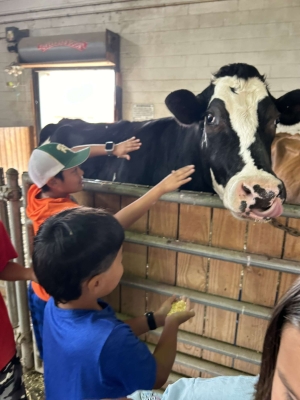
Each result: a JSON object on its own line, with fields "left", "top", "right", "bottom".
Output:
{"left": 113, "top": 137, "right": 141, "bottom": 160}
{"left": 157, "top": 165, "right": 195, "bottom": 195}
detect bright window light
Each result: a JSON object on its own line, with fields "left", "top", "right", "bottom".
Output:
{"left": 38, "top": 69, "right": 115, "bottom": 128}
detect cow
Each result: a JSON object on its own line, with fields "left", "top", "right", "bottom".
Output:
{"left": 39, "top": 63, "right": 300, "bottom": 221}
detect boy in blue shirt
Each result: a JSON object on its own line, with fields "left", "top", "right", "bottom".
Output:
{"left": 33, "top": 196, "right": 195, "bottom": 398}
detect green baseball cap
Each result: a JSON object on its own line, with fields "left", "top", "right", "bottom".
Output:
{"left": 28, "top": 142, "right": 90, "bottom": 188}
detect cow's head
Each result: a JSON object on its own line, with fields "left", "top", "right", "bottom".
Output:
{"left": 166, "top": 63, "right": 300, "bottom": 220}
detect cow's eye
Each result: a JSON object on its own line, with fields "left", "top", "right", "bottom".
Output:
{"left": 206, "top": 113, "right": 215, "bottom": 125}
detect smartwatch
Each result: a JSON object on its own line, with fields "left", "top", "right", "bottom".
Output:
{"left": 144, "top": 311, "right": 157, "bottom": 331}
{"left": 105, "top": 141, "right": 115, "bottom": 156}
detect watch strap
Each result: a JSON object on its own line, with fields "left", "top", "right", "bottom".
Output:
{"left": 145, "top": 311, "right": 157, "bottom": 331}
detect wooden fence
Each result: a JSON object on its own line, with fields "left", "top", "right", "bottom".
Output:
{"left": 72, "top": 185, "right": 300, "bottom": 383}
{"left": 2, "top": 170, "right": 300, "bottom": 385}
{"left": 0, "top": 127, "right": 35, "bottom": 175}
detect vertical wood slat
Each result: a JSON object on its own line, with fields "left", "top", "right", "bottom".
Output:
{"left": 176, "top": 204, "right": 211, "bottom": 377}
{"left": 94, "top": 193, "right": 123, "bottom": 312}
{"left": 279, "top": 218, "right": 300, "bottom": 299}
{"left": 0, "top": 127, "right": 35, "bottom": 174}
{"left": 234, "top": 216, "right": 286, "bottom": 374}
{"left": 203, "top": 209, "right": 246, "bottom": 370}
{"left": 120, "top": 196, "right": 148, "bottom": 319}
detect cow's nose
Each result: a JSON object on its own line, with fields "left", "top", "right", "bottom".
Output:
{"left": 236, "top": 180, "right": 284, "bottom": 219}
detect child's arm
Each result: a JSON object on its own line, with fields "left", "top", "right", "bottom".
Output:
{"left": 72, "top": 137, "right": 141, "bottom": 160}
{"left": 114, "top": 165, "right": 195, "bottom": 229}
{"left": 124, "top": 296, "right": 176, "bottom": 336}
{"left": 153, "top": 300, "right": 195, "bottom": 389}
{"left": 0, "top": 261, "right": 36, "bottom": 282}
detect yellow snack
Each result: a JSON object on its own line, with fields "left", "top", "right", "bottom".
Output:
{"left": 168, "top": 300, "right": 187, "bottom": 315}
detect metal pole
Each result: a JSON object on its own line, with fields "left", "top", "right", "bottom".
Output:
{"left": 6, "top": 168, "right": 33, "bottom": 370}
{"left": 23, "top": 173, "right": 300, "bottom": 219}
{"left": 0, "top": 168, "right": 18, "bottom": 328}
{"left": 125, "top": 231, "right": 300, "bottom": 275}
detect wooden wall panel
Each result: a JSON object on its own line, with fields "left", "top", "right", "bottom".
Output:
{"left": 148, "top": 200, "right": 178, "bottom": 287}
{"left": 179, "top": 204, "right": 211, "bottom": 245}
{"left": 72, "top": 191, "right": 94, "bottom": 207}
{"left": 120, "top": 196, "right": 148, "bottom": 316}
{"left": 279, "top": 218, "right": 300, "bottom": 299}
{"left": 235, "top": 217, "right": 286, "bottom": 371}
{"left": 204, "top": 209, "right": 246, "bottom": 368}
{"left": 0, "top": 126, "right": 35, "bottom": 174}
{"left": 73, "top": 190, "right": 300, "bottom": 377}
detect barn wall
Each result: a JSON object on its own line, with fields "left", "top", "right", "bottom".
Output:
{"left": 0, "top": 0, "right": 299, "bottom": 127}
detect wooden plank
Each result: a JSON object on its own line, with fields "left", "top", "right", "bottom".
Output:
{"left": 242, "top": 218, "right": 285, "bottom": 306}
{"left": 179, "top": 204, "right": 211, "bottom": 244}
{"left": 72, "top": 191, "right": 95, "bottom": 207}
{"left": 120, "top": 286, "right": 146, "bottom": 317}
{"left": 94, "top": 193, "right": 121, "bottom": 214}
{"left": 123, "top": 243, "right": 147, "bottom": 277}
{"left": 235, "top": 315, "right": 268, "bottom": 352}
{"left": 233, "top": 360, "right": 260, "bottom": 375}
{"left": 120, "top": 195, "right": 148, "bottom": 322}
{"left": 278, "top": 273, "right": 298, "bottom": 300}
{"left": 235, "top": 215, "right": 285, "bottom": 372}
{"left": 149, "top": 201, "right": 178, "bottom": 238}
{"left": 175, "top": 204, "right": 209, "bottom": 376}
{"left": 0, "top": 127, "right": 34, "bottom": 174}
{"left": 283, "top": 218, "right": 300, "bottom": 261}
{"left": 204, "top": 208, "right": 246, "bottom": 368}
{"left": 177, "top": 253, "right": 207, "bottom": 292}
{"left": 148, "top": 247, "right": 176, "bottom": 285}
{"left": 4, "top": 128, "right": 12, "bottom": 172}
{"left": 121, "top": 196, "right": 148, "bottom": 233}
{"left": 279, "top": 217, "right": 300, "bottom": 299}
{"left": 202, "top": 351, "right": 232, "bottom": 369}
{"left": 147, "top": 200, "right": 178, "bottom": 332}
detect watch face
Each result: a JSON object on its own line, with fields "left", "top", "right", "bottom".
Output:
{"left": 105, "top": 141, "right": 114, "bottom": 151}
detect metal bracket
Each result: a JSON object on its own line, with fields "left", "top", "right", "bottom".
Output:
{"left": 0, "top": 185, "right": 22, "bottom": 201}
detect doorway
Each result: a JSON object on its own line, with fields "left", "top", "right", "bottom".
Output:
{"left": 35, "top": 68, "right": 116, "bottom": 132}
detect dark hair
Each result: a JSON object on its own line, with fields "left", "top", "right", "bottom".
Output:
{"left": 32, "top": 207, "right": 124, "bottom": 303}
{"left": 255, "top": 278, "right": 300, "bottom": 400}
{"left": 41, "top": 170, "right": 64, "bottom": 193}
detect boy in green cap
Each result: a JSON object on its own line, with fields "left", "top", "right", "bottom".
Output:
{"left": 26, "top": 139, "right": 195, "bottom": 360}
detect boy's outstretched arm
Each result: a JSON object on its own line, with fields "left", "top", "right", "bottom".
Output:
{"left": 72, "top": 137, "right": 141, "bottom": 160}
{"left": 0, "top": 261, "right": 36, "bottom": 282}
{"left": 153, "top": 299, "right": 195, "bottom": 389}
{"left": 114, "top": 165, "right": 195, "bottom": 229}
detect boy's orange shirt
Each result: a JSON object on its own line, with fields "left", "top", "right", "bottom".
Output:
{"left": 27, "top": 184, "right": 79, "bottom": 301}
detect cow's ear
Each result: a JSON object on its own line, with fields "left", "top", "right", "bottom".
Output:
{"left": 39, "top": 123, "right": 56, "bottom": 145}
{"left": 276, "top": 89, "right": 300, "bottom": 126}
{"left": 165, "top": 89, "right": 205, "bottom": 125}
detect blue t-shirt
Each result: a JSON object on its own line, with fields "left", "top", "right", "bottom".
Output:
{"left": 43, "top": 298, "right": 156, "bottom": 400}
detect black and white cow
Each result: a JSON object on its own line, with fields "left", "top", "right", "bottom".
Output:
{"left": 40, "top": 63, "right": 300, "bottom": 220}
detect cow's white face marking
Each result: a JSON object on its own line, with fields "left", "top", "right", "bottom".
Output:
{"left": 210, "top": 76, "right": 268, "bottom": 161}
{"left": 210, "top": 169, "right": 225, "bottom": 199}
{"left": 209, "top": 76, "right": 283, "bottom": 219}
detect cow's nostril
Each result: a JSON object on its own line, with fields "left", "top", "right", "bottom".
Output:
{"left": 277, "top": 183, "right": 284, "bottom": 198}
{"left": 242, "top": 184, "right": 252, "bottom": 196}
